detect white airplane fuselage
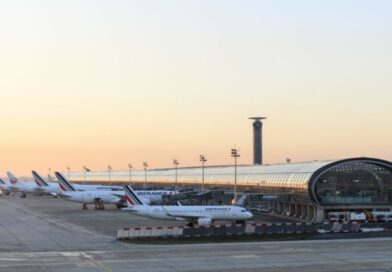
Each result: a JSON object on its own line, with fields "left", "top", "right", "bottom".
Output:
{"left": 39, "top": 183, "right": 174, "bottom": 204}
{"left": 60, "top": 190, "right": 121, "bottom": 204}
{"left": 0, "top": 184, "right": 10, "bottom": 193}
{"left": 123, "top": 205, "right": 253, "bottom": 221}
{"left": 128, "top": 190, "right": 176, "bottom": 204}
{"left": 8, "top": 182, "right": 40, "bottom": 194}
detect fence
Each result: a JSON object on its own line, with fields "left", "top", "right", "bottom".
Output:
{"left": 117, "top": 222, "right": 392, "bottom": 240}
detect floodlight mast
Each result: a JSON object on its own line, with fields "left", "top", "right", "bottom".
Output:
{"left": 173, "top": 159, "right": 179, "bottom": 193}
{"left": 199, "top": 155, "right": 207, "bottom": 205}
{"left": 143, "top": 162, "right": 149, "bottom": 183}
{"left": 231, "top": 148, "right": 240, "bottom": 203}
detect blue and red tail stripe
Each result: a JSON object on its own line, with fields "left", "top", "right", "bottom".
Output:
{"left": 123, "top": 185, "right": 143, "bottom": 205}
{"left": 32, "top": 171, "right": 49, "bottom": 187}
{"left": 55, "top": 172, "right": 76, "bottom": 192}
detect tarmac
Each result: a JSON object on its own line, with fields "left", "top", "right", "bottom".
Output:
{"left": 0, "top": 195, "right": 392, "bottom": 271}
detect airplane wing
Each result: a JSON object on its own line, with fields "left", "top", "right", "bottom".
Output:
{"left": 193, "top": 190, "right": 211, "bottom": 196}
{"left": 111, "top": 193, "right": 125, "bottom": 199}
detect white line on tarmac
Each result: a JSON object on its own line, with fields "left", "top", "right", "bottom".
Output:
{"left": 0, "top": 198, "right": 116, "bottom": 241}
{"left": 1, "top": 253, "right": 391, "bottom": 271}
{"left": 231, "top": 254, "right": 258, "bottom": 258}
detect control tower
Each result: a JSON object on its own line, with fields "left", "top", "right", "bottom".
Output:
{"left": 249, "top": 117, "right": 267, "bottom": 165}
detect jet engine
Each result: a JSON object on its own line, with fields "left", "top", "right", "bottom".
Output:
{"left": 197, "top": 217, "right": 212, "bottom": 225}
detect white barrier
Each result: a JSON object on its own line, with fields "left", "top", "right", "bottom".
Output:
{"left": 163, "top": 226, "right": 173, "bottom": 236}
{"left": 118, "top": 226, "right": 169, "bottom": 239}
{"left": 173, "top": 226, "right": 184, "bottom": 236}
{"left": 117, "top": 228, "right": 129, "bottom": 239}
{"left": 144, "top": 227, "right": 152, "bottom": 237}
{"left": 117, "top": 222, "right": 381, "bottom": 240}
{"left": 245, "top": 224, "right": 256, "bottom": 234}
{"left": 133, "top": 227, "right": 141, "bottom": 237}
{"left": 151, "top": 227, "right": 161, "bottom": 237}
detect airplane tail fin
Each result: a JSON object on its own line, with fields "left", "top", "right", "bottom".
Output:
{"left": 32, "top": 171, "right": 49, "bottom": 187}
{"left": 234, "top": 194, "right": 248, "bottom": 207}
{"left": 55, "top": 172, "right": 76, "bottom": 192}
{"left": 6, "top": 172, "right": 18, "bottom": 184}
{"left": 123, "top": 185, "right": 145, "bottom": 206}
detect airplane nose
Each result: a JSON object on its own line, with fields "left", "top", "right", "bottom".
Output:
{"left": 247, "top": 212, "right": 253, "bottom": 219}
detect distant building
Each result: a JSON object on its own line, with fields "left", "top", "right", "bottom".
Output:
{"left": 69, "top": 157, "right": 392, "bottom": 222}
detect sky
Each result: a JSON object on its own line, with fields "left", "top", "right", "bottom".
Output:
{"left": 0, "top": 0, "right": 391, "bottom": 176}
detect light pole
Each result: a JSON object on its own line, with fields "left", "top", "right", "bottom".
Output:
{"left": 199, "top": 155, "right": 207, "bottom": 193}
{"left": 143, "top": 162, "right": 149, "bottom": 183}
{"left": 83, "top": 166, "right": 90, "bottom": 183}
{"left": 231, "top": 148, "right": 240, "bottom": 204}
{"left": 67, "top": 166, "right": 71, "bottom": 180}
{"left": 108, "top": 165, "right": 112, "bottom": 182}
{"left": 173, "top": 159, "right": 179, "bottom": 192}
{"left": 128, "top": 164, "right": 133, "bottom": 183}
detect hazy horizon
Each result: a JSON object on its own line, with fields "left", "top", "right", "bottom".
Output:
{"left": 1, "top": 0, "right": 392, "bottom": 176}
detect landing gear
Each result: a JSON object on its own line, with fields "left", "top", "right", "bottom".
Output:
{"left": 20, "top": 193, "right": 26, "bottom": 198}
{"left": 94, "top": 199, "right": 105, "bottom": 210}
{"left": 235, "top": 220, "right": 245, "bottom": 224}
{"left": 186, "top": 222, "right": 194, "bottom": 227}
{"left": 116, "top": 200, "right": 126, "bottom": 209}
{"left": 82, "top": 203, "right": 88, "bottom": 209}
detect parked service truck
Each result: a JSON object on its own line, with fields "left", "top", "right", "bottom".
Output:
{"left": 349, "top": 212, "right": 366, "bottom": 222}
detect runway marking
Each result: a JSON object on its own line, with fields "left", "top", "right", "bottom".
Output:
{"left": 231, "top": 254, "right": 258, "bottom": 258}
{"left": 1, "top": 253, "right": 392, "bottom": 270}
{"left": 0, "top": 246, "right": 391, "bottom": 267}
{"left": 61, "top": 252, "right": 85, "bottom": 257}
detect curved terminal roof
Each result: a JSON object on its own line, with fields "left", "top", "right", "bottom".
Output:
{"left": 69, "top": 157, "right": 392, "bottom": 206}
{"left": 70, "top": 158, "right": 377, "bottom": 188}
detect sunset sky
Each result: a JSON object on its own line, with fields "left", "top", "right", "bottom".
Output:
{"left": 0, "top": 1, "right": 391, "bottom": 176}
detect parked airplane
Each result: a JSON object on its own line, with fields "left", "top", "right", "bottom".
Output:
{"left": 130, "top": 190, "right": 177, "bottom": 204}
{"left": 121, "top": 185, "right": 253, "bottom": 225}
{"left": 36, "top": 170, "right": 176, "bottom": 204}
{"left": 34, "top": 170, "right": 174, "bottom": 204}
{"left": 33, "top": 170, "right": 124, "bottom": 194}
{"left": 0, "top": 178, "right": 10, "bottom": 195}
{"left": 32, "top": 171, "right": 61, "bottom": 196}
{"left": 6, "top": 172, "right": 41, "bottom": 198}
{"left": 55, "top": 172, "right": 127, "bottom": 209}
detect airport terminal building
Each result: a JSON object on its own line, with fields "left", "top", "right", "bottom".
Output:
{"left": 71, "top": 157, "right": 392, "bottom": 222}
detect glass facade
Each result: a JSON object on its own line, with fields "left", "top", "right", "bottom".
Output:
{"left": 69, "top": 157, "right": 392, "bottom": 207}
{"left": 312, "top": 161, "right": 392, "bottom": 205}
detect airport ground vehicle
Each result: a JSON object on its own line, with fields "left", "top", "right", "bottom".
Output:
{"left": 327, "top": 211, "right": 367, "bottom": 222}
{"left": 371, "top": 208, "right": 392, "bottom": 222}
